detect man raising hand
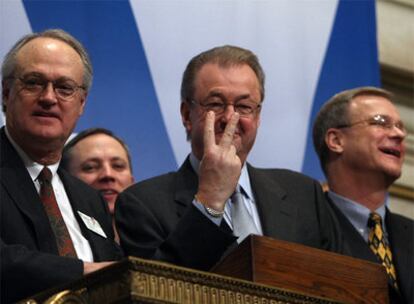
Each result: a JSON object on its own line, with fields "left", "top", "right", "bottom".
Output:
{"left": 116, "top": 45, "right": 342, "bottom": 270}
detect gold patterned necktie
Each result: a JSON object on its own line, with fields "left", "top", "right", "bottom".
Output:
{"left": 38, "top": 167, "right": 77, "bottom": 258}
{"left": 367, "top": 212, "right": 398, "bottom": 290}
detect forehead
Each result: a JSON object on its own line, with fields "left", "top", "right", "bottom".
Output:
{"left": 15, "top": 37, "right": 83, "bottom": 80}
{"left": 348, "top": 94, "right": 399, "bottom": 118}
{"left": 194, "top": 63, "right": 260, "bottom": 96}
{"left": 73, "top": 134, "right": 128, "bottom": 159}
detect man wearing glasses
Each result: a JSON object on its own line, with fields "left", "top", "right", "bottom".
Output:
{"left": 0, "top": 29, "right": 121, "bottom": 303}
{"left": 312, "top": 87, "right": 413, "bottom": 304}
{"left": 116, "top": 45, "right": 342, "bottom": 271}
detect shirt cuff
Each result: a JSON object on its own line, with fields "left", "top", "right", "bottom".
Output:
{"left": 192, "top": 199, "right": 223, "bottom": 226}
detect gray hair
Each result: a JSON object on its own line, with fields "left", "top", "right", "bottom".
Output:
{"left": 312, "top": 86, "right": 393, "bottom": 175}
{"left": 2, "top": 28, "right": 93, "bottom": 93}
{"left": 181, "top": 45, "right": 265, "bottom": 104}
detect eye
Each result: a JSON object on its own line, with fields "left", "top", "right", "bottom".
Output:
{"left": 112, "top": 161, "right": 128, "bottom": 171}
{"left": 81, "top": 162, "right": 100, "bottom": 173}
{"left": 55, "top": 82, "right": 76, "bottom": 97}
{"left": 203, "top": 100, "right": 224, "bottom": 110}
{"left": 235, "top": 103, "right": 254, "bottom": 113}
{"left": 21, "top": 77, "right": 45, "bottom": 90}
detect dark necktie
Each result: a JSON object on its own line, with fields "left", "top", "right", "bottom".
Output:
{"left": 38, "top": 167, "right": 77, "bottom": 257}
{"left": 231, "top": 185, "right": 259, "bottom": 242}
{"left": 367, "top": 212, "right": 398, "bottom": 290}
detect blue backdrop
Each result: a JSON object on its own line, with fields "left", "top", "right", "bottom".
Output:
{"left": 0, "top": 0, "right": 379, "bottom": 182}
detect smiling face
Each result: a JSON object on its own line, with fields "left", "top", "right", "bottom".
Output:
{"left": 67, "top": 133, "right": 134, "bottom": 214}
{"left": 181, "top": 63, "right": 261, "bottom": 164}
{"left": 3, "top": 37, "right": 86, "bottom": 157}
{"left": 337, "top": 95, "right": 406, "bottom": 184}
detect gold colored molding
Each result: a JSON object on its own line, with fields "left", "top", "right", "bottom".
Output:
{"left": 23, "top": 257, "right": 340, "bottom": 304}
{"left": 380, "top": 63, "right": 414, "bottom": 108}
{"left": 126, "top": 258, "right": 338, "bottom": 304}
{"left": 389, "top": 183, "right": 414, "bottom": 201}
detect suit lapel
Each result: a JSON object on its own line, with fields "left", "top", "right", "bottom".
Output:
{"left": 247, "top": 165, "right": 298, "bottom": 240}
{"left": 173, "top": 158, "right": 199, "bottom": 217}
{"left": 327, "top": 197, "right": 377, "bottom": 262}
{"left": 58, "top": 169, "right": 102, "bottom": 256}
{"left": 0, "top": 129, "right": 58, "bottom": 253}
{"left": 386, "top": 211, "right": 413, "bottom": 299}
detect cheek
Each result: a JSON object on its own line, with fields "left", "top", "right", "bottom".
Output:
{"left": 239, "top": 117, "right": 259, "bottom": 134}
{"left": 78, "top": 172, "right": 99, "bottom": 185}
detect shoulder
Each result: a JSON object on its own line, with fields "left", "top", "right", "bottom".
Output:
{"left": 59, "top": 169, "right": 100, "bottom": 197}
{"left": 248, "top": 165, "right": 318, "bottom": 186}
{"left": 123, "top": 171, "right": 177, "bottom": 197}
{"left": 387, "top": 210, "right": 414, "bottom": 228}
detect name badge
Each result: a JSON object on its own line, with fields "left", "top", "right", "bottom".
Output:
{"left": 77, "top": 211, "right": 107, "bottom": 238}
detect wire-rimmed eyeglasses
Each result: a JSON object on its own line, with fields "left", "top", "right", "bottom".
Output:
{"left": 336, "top": 114, "right": 406, "bottom": 135}
{"left": 12, "top": 75, "right": 85, "bottom": 101}
{"left": 190, "top": 99, "right": 261, "bottom": 116}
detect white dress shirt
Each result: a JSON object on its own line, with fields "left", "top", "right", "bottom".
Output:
{"left": 5, "top": 128, "right": 94, "bottom": 262}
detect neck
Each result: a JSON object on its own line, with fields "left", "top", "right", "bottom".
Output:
{"left": 327, "top": 167, "right": 390, "bottom": 211}
{"left": 8, "top": 129, "right": 63, "bottom": 165}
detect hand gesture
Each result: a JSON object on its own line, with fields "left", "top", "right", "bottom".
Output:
{"left": 196, "top": 111, "right": 242, "bottom": 211}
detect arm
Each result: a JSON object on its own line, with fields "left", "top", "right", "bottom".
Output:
{"left": 1, "top": 240, "right": 82, "bottom": 303}
{"left": 116, "top": 191, "right": 236, "bottom": 271}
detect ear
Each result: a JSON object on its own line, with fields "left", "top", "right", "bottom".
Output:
{"left": 78, "top": 92, "right": 87, "bottom": 116}
{"left": 325, "top": 128, "right": 345, "bottom": 154}
{"left": 180, "top": 101, "right": 192, "bottom": 133}
{"left": 2, "top": 80, "right": 10, "bottom": 112}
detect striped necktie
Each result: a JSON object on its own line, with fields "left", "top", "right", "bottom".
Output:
{"left": 367, "top": 212, "right": 398, "bottom": 290}
{"left": 38, "top": 167, "right": 77, "bottom": 257}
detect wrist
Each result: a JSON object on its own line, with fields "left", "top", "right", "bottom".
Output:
{"left": 195, "top": 194, "right": 225, "bottom": 218}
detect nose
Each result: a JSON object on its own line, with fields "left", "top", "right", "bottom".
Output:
{"left": 221, "top": 104, "right": 236, "bottom": 121}
{"left": 98, "top": 164, "right": 115, "bottom": 182}
{"left": 38, "top": 82, "right": 58, "bottom": 104}
{"left": 389, "top": 124, "right": 407, "bottom": 140}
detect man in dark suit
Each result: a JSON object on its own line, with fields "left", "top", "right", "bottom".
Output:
{"left": 116, "top": 45, "right": 341, "bottom": 271}
{"left": 312, "top": 87, "right": 413, "bottom": 303}
{"left": 0, "top": 29, "right": 121, "bottom": 303}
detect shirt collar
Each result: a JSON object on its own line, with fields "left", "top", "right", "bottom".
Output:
{"left": 328, "top": 190, "right": 387, "bottom": 229}
{"left": 5, "top": 127, "right": 60, "bottom": 181}
{"left": 189, "top": 153, "right": 254, "bottom": 200}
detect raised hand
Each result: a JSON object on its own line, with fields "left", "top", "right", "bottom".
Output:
{"left": 196, "top": 111, "right": 242, "bottom": 211}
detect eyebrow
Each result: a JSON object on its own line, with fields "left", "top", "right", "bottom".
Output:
{"left": 204, "top": 90, "right": 252, "bottom": 102}
{"left": 21, "top": 72, "right": 77, "bottom": 83}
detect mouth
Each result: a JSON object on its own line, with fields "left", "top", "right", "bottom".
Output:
{"left": 99, "top": 189, "right": 118, "bottom": 196}
{"left": 33, "top": 111, "right": 60, "bottom": 120}
{"left": 379, "top": 147, "right": 401, "bottom": 158}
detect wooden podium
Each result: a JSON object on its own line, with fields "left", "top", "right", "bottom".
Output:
{"left": 20, "top": 236, "right": 388, "bottom": 304}
{"left": 212, "top": 235, "right": 389, "bottom": 304}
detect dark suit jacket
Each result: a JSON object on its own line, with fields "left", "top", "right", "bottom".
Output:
{"left": 0, "top": 128, "right": 122, "bottom": 303}
{"left": 329, "top": 197, "right": 413, "bottom": 304}
{"left": 116, "top": 157, "right": 342, "bottom": 271}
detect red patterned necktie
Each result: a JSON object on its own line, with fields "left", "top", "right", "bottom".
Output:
{"left": 367, "top": 212, "right": 398, "bottom": 291}
{"left": 38, "top": 167, "right": 77, "bottom": 257}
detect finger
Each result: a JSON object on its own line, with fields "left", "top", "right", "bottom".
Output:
{"left": 203, "top": 111, "right": 216, "bottom": 149}
{"left": 219, "top": 112, "right": 240, "bottom": 147}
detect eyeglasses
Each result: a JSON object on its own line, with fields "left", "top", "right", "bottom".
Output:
{"left": 336, "top": 114, "right": 406, "bottom": 135}
{"left": 13, "top": 75, "right": 85, "bottom": 101}
{"left": 191, "top": 99, "right": 261, "bottom": 116}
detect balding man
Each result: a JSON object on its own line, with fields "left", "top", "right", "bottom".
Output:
{"left": 0, "top": 29, "right": 121, "bottom": 303}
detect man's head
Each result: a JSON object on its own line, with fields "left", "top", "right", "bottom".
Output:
{"left": 180, "top": 45, "right": 265, "bottom": 163}
{"left": 62, "top": 128, "right": 134, "bottom": 214}
{"left": 1, "top": 29, "right": 92, "bottom": 162}
{"left": 313, "top": 87, "right": 406, "bottom": 186}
